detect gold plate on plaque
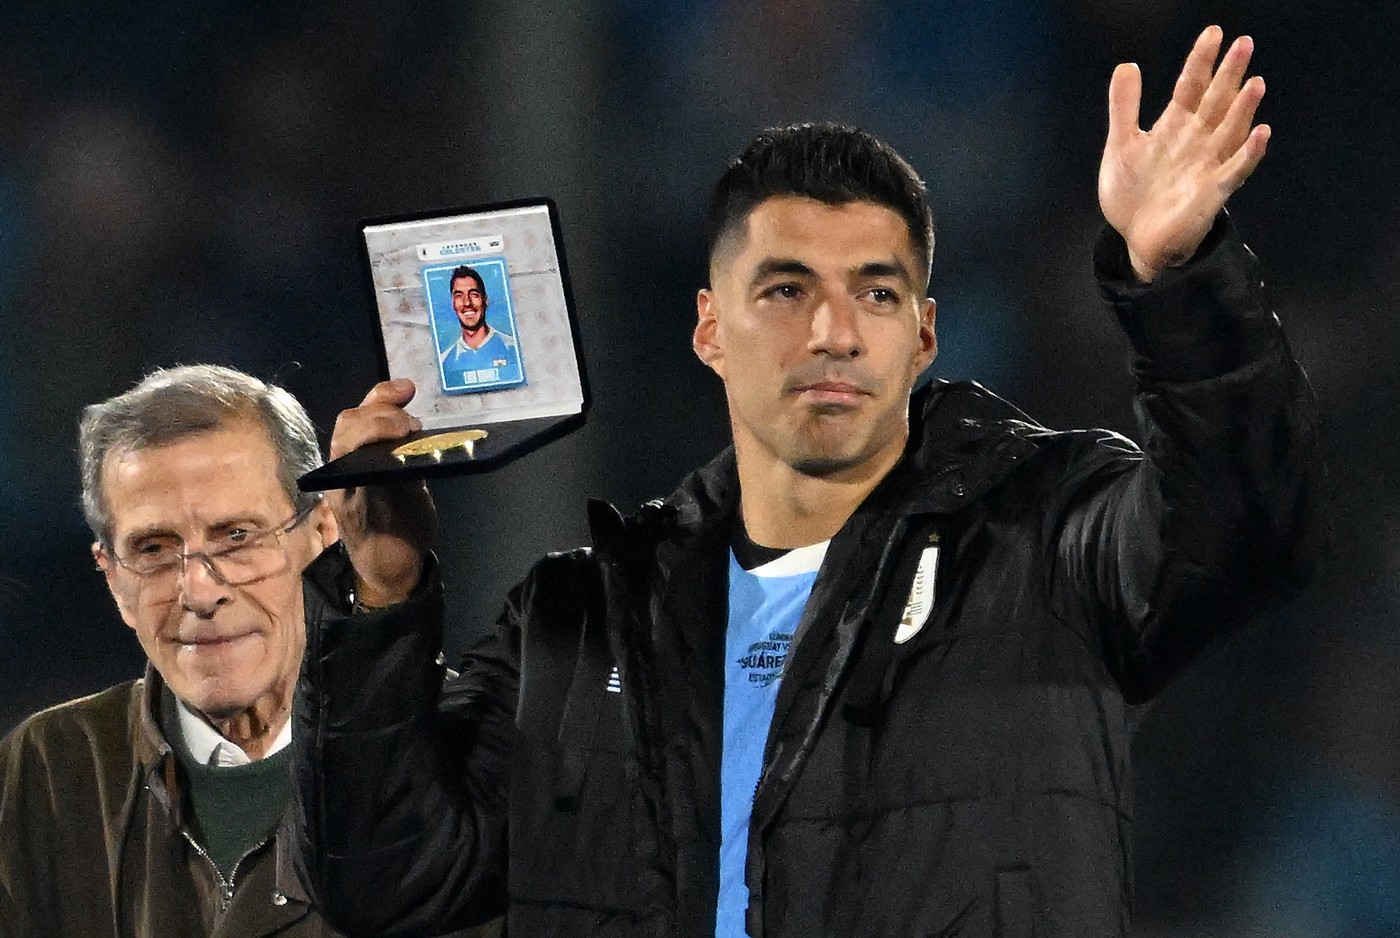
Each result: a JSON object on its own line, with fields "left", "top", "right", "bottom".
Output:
{"left": 392, "top": 429, "right": 489, "bottom": 463}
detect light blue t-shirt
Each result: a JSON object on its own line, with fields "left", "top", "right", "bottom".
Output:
{"left": 717, "top": 541, "right": 827, "bottom": 938}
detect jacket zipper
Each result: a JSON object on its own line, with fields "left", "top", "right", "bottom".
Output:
{"left": 180, "top": 828, "right": 274, "bottom": 913}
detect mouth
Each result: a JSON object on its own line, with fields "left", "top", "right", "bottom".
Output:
{"left": 791, "top": 381, "right": 871, "bottom": 406}
{"left": 176, "top": 630, "right": 259, "bottom": 650}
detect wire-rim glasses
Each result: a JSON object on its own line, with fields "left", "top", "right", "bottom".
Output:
{"left": 109, "top": 502, "right": 317, "bottom": 588}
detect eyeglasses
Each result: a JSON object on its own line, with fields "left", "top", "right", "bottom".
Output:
{"left": 109, "top": 503, "right": 317, "bottom": 588}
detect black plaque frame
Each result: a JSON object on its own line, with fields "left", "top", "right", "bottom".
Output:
{"left": 299, "top": 197, "right": 590, "bottom": 492}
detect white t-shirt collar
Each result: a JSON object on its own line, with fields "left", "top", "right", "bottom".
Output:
{"left": 747, "top": 540, "right": 830, "bottom": 578}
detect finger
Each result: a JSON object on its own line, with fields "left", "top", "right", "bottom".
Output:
{"left": 1171, "top": 25, "right": 1224, "bottom": 114}
{"left": 357, "top": 378, "right": 417, "bottom": 409}
{"left": 1197, "top": 34, "right": 1255, "bottom": 128}
{"left": 330, "top": 404, "right": 423, "bottom": 459}
{"left": 1218, "top": 123, "right": 1271, "bottom": 196}
{"left": 1107, "top": 62, "right": 1142, "bottom": 147}
{"left": 1212, "top": 75, "right": 1266, "bottom": 161}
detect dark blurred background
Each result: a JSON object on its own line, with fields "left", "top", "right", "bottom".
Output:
{"left": 1, "top": 1, "right": 1396, "bottom": 933}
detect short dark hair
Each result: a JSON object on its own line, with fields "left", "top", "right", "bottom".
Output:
{"left": 706, "top": 123, "right": 935, "bottom": 289}
{"left": 449, "top": 266, "right": 486, "bottom": 296}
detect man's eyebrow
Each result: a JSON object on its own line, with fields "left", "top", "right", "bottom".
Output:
{"left": 120, "top": 514, "right": 272, "bottom": 544}
{"left": 854, "top": 260, "right": 915, "bottom": 288}
{"left": 746, "top": 258, "right": 916, "bottom": 290}
{"left": 748, "top": 258, "right": 815, "bottom": 289}
{"left": 205, "top": 513, "right": 275, "bottom": 532}
{"left": 120, "top": 523, "right": 176, "bottom": 546}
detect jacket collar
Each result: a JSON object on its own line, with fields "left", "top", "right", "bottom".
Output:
{"left": 592, "top": 379, "right": 1047, "bottom": 548}
{"left": 133, "top": 664, "right": 175, "bottom": 810}
{"left": 892, "top": 379, "right": 1046, "bottom": 515}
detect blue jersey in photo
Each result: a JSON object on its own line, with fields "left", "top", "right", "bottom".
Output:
{"left": 439, "top": 327, "right": 523, "bottom": 391}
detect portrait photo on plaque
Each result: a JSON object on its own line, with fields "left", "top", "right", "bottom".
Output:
{"left": 299, "top": 198, "right": 588, "bottom": 491}
{"left": 423, "top": 257, "right": 527, "bottom": 394}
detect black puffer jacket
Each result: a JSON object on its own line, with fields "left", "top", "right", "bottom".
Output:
{"left": 294, "top": 218, "right": 1322, "bottom": 937}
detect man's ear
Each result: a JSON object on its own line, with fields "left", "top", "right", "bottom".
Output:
{"left": 915, "top": 297, "right": 938, "bottom": 373}
{"left": 693, "top": 289, "right": 726, "bottom": 379}
{"left": 93, "top": 542, "right": 139, "bottom": 630}
{"left": 309, "top": 499, "right": 339, "bottom": 553}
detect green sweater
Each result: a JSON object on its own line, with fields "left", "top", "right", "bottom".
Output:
{"left": 176, "top": 744, "right": 291, "bottom": 877}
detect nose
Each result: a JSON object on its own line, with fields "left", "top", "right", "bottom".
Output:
{"left": 808, "top": 295, "right": 862, "bottom": 359}
{"left": 178, "top": 553, "right": 233, "bottom": 617}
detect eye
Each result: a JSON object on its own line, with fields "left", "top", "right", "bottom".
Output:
{"left": 866, "top": 287, "right": 901, "bottom": 305}
{"left": 761, "top": 283, "right": 804, "bottom": 301}
{"left": 223, "top": 526, "right": 253, "bottom": 545}
{"left": 204, "top": 525, "right": 255, "bottom": 553}
{"left": 124, "top": 537, "right": 179, "bottom": 568}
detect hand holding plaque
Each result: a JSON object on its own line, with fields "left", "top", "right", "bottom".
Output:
{"left": 299, "top": 198, "right": 590, "bottom": 492}
{"left": 322, "top": 378, "right": 438, "bottom": 607}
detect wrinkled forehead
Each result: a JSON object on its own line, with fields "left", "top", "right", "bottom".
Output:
{"left": 100, "top": 422, "right": 290, "bottom": 537}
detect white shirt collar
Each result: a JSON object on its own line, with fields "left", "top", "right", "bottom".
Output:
{"left": 175, "top": 698, "right": 292, "bottom": 768}
{"left": 747, "top": 539, "right": 830, "bottom": 578}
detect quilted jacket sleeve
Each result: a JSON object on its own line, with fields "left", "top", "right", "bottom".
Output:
{"left": 292, "top": 542, "right": 519, "bottom": 937}
{"left": 1050, "top": 213, "right": 1324, "bottom": 703}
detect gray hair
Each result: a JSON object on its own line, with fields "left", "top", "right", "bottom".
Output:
{"left": 79, "top": 364, "right": 323, "bottom": 545}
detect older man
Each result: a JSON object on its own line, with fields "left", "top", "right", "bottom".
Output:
{"left": 0, "top": 366, "right": 492, "bottom": 937}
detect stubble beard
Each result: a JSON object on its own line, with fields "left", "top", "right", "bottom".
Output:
{"left": 782, "top": 409, "right": 874, "bottom": 477}
{"left": 786, "top": 403, "right": 910, "bottom": 480}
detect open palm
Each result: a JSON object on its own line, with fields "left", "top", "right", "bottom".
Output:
{"left": 1099, "top": 26, "right": 1270, "bottom": 282}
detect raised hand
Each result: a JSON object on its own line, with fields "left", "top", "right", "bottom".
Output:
{"left": 1099, "top": 26, "right": 1270, "bottom": 282}
{"left": 326, "top": 378, "right": 437, "bottom": 608}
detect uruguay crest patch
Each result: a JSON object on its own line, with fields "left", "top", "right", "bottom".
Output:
{"left": 894, "top": 534, "right": 940, "bottom": 644}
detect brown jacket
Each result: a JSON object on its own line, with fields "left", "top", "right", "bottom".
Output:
{"left": 0, "top": 669, "right": 499, "bottom": 937}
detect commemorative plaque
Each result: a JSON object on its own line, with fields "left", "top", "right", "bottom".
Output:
{"left": 298, "top": 198, "right": 589, "bottom": 491}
